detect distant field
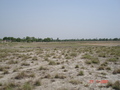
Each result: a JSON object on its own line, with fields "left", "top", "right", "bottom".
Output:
{"left": 1, "top": 41, "right": 120, "bottom": 48}
{"left": 0, "top": 41, "right": 120, "bottom": 90}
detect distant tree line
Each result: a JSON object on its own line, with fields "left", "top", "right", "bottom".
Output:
{"left": 1, "top": 36, "right": 120, "bottom": 42}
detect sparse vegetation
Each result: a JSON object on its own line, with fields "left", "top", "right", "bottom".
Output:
{"left": 106, "top": 67, "right": 111, "bottom": 70}
{"left": 39, "top": 66, "right": 47, "bottom": 70}
{"left": 22, "top": 82, "right": 33, "bottom": 90}
{"left": 15, "top": 71, "right": 35, "bottom": 79}
{"left": 21, "top": 62, "right": 30, "bottom": 66}
{"left": 0, "top": 41, "right": 119, "bottom": 90}
{"left": 15, "top": 71, "right": 27, "bottom": 79}
{"left": 7, "top": 60, "right": 18, "bottom": 64}
{"left": 44, "top": 74, "right": 51, "bottom": 78}
{"left": 106, "top": 81, "right": 120, "bottom": 90}
{"left": 70, "top": 52, "right": 77, "bottom": 57}
{"left": 98, "top": 53, "right": 106, "bottom": 57}
{"left": 61, "top": 66, "right": 65, "bottom": 69}
{"left": 69, "top": 79, "right": 82, "bottom": 85}
{"left": 107, "top": 57, "right": 118, "bottom": 62}
{"left": 85, "top": 60, "right": 92, "bottom": 64}
{"left": 32, "top": 56, "right": 38, "bottom": 60}
{"left": 113, "top": 69, "right": 120, "bottom": 74}
{"left": 49, "top": 60, "right": 56, "bottom": 65}
{"left": 75, "top": 65, "right": 79, "bottom": 68}
{"left": 82, "top": 53, "right": 92, "bottom": 59}
{"left": 54, "top": 74, "right": 66, "bottom": 79}
{"left": 2, "top": 81, "right": 18, "bottom": 90}
{"left": 78, "top": 71, "right": 84, "bottom": 76}
{"left": 34, "top": 80, "right": 41, "bottom": 86}
{"left": 97, "top": 66, "right": 105, "bottom": 70}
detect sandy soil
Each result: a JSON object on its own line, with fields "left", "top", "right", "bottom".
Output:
{"left": 0, "top": 41, "right": 120, "bottom": 90}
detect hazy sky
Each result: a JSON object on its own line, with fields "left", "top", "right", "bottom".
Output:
{"left": 0, "top": 0, "right": 120, "bottom": 39}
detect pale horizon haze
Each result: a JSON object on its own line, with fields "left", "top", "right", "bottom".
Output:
{"left": 0, "top": 0, "right": 120, "bottom": 39}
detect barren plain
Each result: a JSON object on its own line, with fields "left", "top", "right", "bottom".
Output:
{"left": 0, "top": 41, "right": 120, "bottom": 90}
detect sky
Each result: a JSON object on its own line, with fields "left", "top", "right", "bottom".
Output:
{"left": 0, "top": 0, "right": 120, "bottom": 39}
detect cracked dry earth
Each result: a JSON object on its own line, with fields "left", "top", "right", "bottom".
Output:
{"left": 0, "top": 42, "right": 120, "bottom": 90}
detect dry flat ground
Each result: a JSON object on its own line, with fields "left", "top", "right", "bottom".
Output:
{"left": 0, "top": 41, "right": 120, "bottom": 90}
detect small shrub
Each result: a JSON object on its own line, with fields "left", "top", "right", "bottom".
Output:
{"left": 57, "top": 88, "right": 68, "bottom": 90}
{"left": 106, "top": 82, "right": 112, "bottom": 87}
{"left": 75, "top": 65, "right": 79, "bottom": 68}
{"left": 13, "top": 68, "right": 19, "bottom": 72}
{"left": 54, "top": 74, "right": 66, "bottom": 79}
{"left": 61, "top": 66, "right": 65, "bottom": 69}
{"left": 82, "top": 54, "right": 92, "bottom": 59}
{"left": 70, "top": 52, "right": 77, "bottom": 57}
{"left": 22, "top": 82, "right": 33, "bottom": 90}
{"left": 34, "top": 80, "right": 41, "bottom": 86}
{"left": 77, "top": 71, "right": 84, "bottom": 76}
{"left": 54, "top": 74, "right": 59, "bottom": 78}
{"left": 85, "top": 60, "right": 92, "bottom": 64}
{"left": 98, "top": 53, "right": 106, "bottom": 57}
{"left": 97, "top": 66, "right": 105, "bottom": 70}
{"left": 107, "top": 58, "right": 118, "bottom": 62}
{"left": 0, "top": 83, "right": 2, "bottom": 86}
{"left": 65, "top": 56, "right": 71, "bottom": 59}
{"left": 7, "top": 60, "right": 18, "bottom": 64}
{"left": 32, "top": 56, "right": 38, "bottom": 60}
{"left": 3, "top": 70, "right": 9, "bottom": 74}
{"left": 3, "top": 82, "right": 18, "bottom": 90}
{"left": 29, "top": 73, "right": 35, "bottom": 77}
{"left": 106, "top": 67, "right": 111, "bottom": 70}
{"left": 106, "top": 81, "right": 120, "bottom": 90}
{"left": 101, "top": 72, "right": 107, "bottom": 75}
{"left": 44, "top": 74, "right": 51, "bottom": 78}
{"left": 50, "top": 53, "right": 55, "bottom": 56}
{"left": 15, "top": 71, "right": 27, "bottom": 79}
{"left": 45, "top": 54, "right": 50, "bottom": 57}
{"left": 0, "top": 67, "right": 4, "bottom": 71}
{"left": 91, "top": 58, "right": 99, "bottom": 64}
{"left": 57, "top": 62, "right": 60, "bottom": 65}
{"left": 64, "top": 69, "right": 67, "bottom": 72}
{"left": 21, "top": 62, "right": 30, "bottom": 66}
{"left": 39, "top": 66, "right": 47, "bottom": 70}
{"left": 112, "top": 81, "right": 120, "bottom": 90}
{"left": 81, "top": 67, "right": 85, "bottom": 69}
{"left": 113, "top": 69, "right": 120, "bottom": 74}
{"left": 69, "top": 79, "right": 82, "bottom": 85}
{"left": 44, "top": 57, "right": 49, "bottom": 61}
{"left": 84, "top": 84, "right": 89, "bottom": 87}
{"left": 101, "top": 62, "right": 108, "bottom": 66}
{"left": 49, "top": 60, "right": 56, "bottom": 65}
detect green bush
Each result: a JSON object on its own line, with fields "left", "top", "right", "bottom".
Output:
{"left": 97, "top": 66, "right": 104, "bottom": 70}
{"left": 49, "top": 60, "right": 56, "bottom": 65}
{"left": 112, "top": 81, "right": 120, "bottom": 90}
{"left": 34, "top": 80, "right": 41, "bottom": 86}
{"left": 82, "top": 54, "right": 92, "bottom": 59}
{"left": 78, "top": 71, "right": 84, "bottom": 76}
{"left": 22, "top": 82, "right": 33, "bottom": 90}
{"left": 113, "top": 69, "right": 120, "bottom": 74}
{"left": 69, "top": 79, "right": 82, "bottom": 85}
{"left": 85, "top": 60, "right": 92, "bottom": 64}
{"left": 91, "top": 58, "right": 99, "bottom": 64}
{"left": 75, "top": 65, "right": 79, "bottom": 68}
{"left": 39, "top": 66, "right": 47, "bottom": 70}
{"left": 106, "top": 67, "right": 111, "bottom": 70}
{"left": 106, "top": 81, "right": 120, "bottom": 90}
{"left": 54, "top": 74, "right": 66, "bottom": 79}
{"left": 98, "top": 53, "right": 106, "bottom": 57}
{"left": 107, "top": 58, "right": 118, "bottom": 62}
{"left": 70, "top": 52, "right": 77, "bottom": 57}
